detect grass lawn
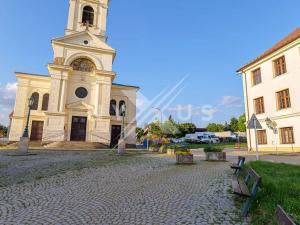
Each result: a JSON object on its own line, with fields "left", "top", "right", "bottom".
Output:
{"left": 246, "top": 161, "right": 300, "bottom": 225}
{"left": 186, "top": 142, "right": 247, "bottom": 149}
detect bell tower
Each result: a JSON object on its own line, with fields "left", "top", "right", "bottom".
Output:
{"left": 65, "top": 0, "right": 110, "bottom": 39}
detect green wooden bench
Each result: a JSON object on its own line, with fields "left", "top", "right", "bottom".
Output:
{"left": 275, "top": 205, "right": 299, "bottom": 225}
{"left": 230, "top": 156, "right": 246, "bottom": 175}
{"left": 232, "top": 168, "right": 262, "bottom": 217}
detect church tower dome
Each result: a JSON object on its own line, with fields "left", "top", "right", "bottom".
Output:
{"left": 65, "top": 0, "right": 110, "bottom": 40}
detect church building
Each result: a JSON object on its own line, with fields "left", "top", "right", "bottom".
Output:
{"left": 9, "top": 0, "right": 139, "bottom": 147}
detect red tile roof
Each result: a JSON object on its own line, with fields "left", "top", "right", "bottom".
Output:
{"left": 237, "top": 27, "right": 300, "bottom": 72}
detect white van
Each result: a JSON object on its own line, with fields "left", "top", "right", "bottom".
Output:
{"left": 195, "top": 132, "right": 220, "bottom": 144}
{"left": 185, "top": 133, "right": 220, "bottom": 144}
{"left": 185, "top": 134, "right": 203, "bottom": 143}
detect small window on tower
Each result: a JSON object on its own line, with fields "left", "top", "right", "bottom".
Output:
{"left": 82, "top": 6, "right": 94, "bottom": 25}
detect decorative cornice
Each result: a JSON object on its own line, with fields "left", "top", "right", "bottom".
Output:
{"left": 15, "top": 72, "right": 51, "bottom": 81}
{"left": 52, "top": 40, "right": 116, "bottom": 56}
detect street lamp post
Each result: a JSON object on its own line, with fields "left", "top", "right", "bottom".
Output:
{"left": 152, "top": 107, "right": 163, "bottom": 126}
{"left": 18, "top": 97, "right": 34, "bottom": 154}
{"left": 118, "top": 104, "right": 126, "bottom": 155}
{"left": 152, "top": 107, "right": 163, "bottom": 144}
{"left": 23, "top": 97, "right": 34, "bottom": 138}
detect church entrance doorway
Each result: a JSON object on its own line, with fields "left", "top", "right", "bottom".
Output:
{"left": 30, "top": 121, "right": 44, "bottom": 141}
{"left": 110, "top": 125, "right": 121, "bottom": 148}
{"left": 70, "top": 116, "right": 87, "bottom": 141}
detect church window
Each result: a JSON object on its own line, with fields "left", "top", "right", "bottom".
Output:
{"left": 82, "top": 6, "right": 94, "bottom": 25}
{"left": 75, "top": 87, "right": 88, "bottom": 99}
{"left": 119, "top": 100, "right": 126, "bottom": 116}
{"left": 110, "top": 100, "right": 117, "bottom": 116}
{"left": 42, "top": 94, "right": 49, "bottom": 111}
{"left": 30, "top": 92, "right": 39, "bottom": 110}
{"left": 71, "top": 58, "right": 95, "bottom": 72}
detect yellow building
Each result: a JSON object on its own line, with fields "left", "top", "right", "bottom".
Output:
{"left": 9, "top": 0, "right": 138, "bottom": 147}
{"left": 237, "top": 27, "right": 300, "bottom": 152}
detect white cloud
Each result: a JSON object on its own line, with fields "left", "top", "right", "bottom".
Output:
{"left": 167, "top": 104, "right": 219, "bottom": 122}
{"left": 136, "top": 94, "right": 147, "bottom": 110}
{"left": 0, "top": 82, "right": 17, "bottom": 125}
{"left": 220, "top": 96, "right": 243, "bottom": 108}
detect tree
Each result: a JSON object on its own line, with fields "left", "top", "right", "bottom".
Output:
{"left": 229, "top": 117, "right": 239, "bottom": 132}
{"left": 207, "top": 123, "right": 224, "bottom": 132}
{"left": 178, "top": 123, "right": 196, "bottom": 137}
{"left": 0, "top": 124, "right": 8, "bottom": 137}
{"left": 238, "top": 114, "right": 246, "bottom": 132}
{"left": 146, "top": 121, "right": 163, "bottom": 139}
{"left": 223, "top": 121, "right": 231, "bottom": 131}
{"left": 136, "top": 127, "right": 144, "bottom": 142}
{"left": 162, "top": 117, "right": 180, "bottom": 138}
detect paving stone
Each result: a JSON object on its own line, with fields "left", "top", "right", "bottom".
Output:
{"left": 0, "top": 154, "right": 248, "bottom": 224}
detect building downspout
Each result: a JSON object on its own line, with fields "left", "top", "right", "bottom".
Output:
{"left": 242, "top": 71, "right": 252, "bottom": 151}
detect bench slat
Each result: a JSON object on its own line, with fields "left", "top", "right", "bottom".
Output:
{"left": 232, "top": 176, "right": 242, "bottom": 194}
{"left": 248, "top": 168, "right": 262, "bottom": 183}
{"left": 275, "top": 205, "right": 298, "bottom": 225}
{"left": 232, "top": 176, "right": 251, "bottom": 197}
{"left": 238, "top": 178, "right": 251, "bottom": 197}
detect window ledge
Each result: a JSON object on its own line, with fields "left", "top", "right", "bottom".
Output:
{"left": 252, "top": 83, "right": 263, "bottom": 88}
{"left": 274, "top": 72, "right": 288, "bottom": 79}
{"left": 276, "top": 107, "right": 292, "bottom": 112}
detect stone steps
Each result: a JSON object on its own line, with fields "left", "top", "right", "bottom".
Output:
{"left": 43, "top": 141, "right": 109, "bottom": 150}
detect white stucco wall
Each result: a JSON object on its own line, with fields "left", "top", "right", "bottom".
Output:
{"left": 241, "top": 40, "right": 300, "bottom": 152}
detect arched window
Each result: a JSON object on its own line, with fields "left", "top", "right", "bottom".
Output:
{"left": 42, "top": 94, "right": 49, "bottom": 111}
{"left": 119, "top": 100, "right": 126, "bottom": 116}
{"left": 71, "top": 58, "right": 95, "bottom": 72}
{"left": 82, "top": 6, "right": 94, "bottom": 25}
{"left": 30, "top": 92, "right": 39, "bottom": 110}
{"left": 110, "top": 100, "right": 116, "bottom": 116}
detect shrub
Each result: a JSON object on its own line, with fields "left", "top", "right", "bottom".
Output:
{"left": 203, "top": 146, "right": 223, "bottom": 153}
{"left": 150, "top": 143, "right": 160, "bottom": 148}
{"left": 160, "top": 145, "right": 167, "bottom": 151}
{"left": 176, "top": 151, "right": 193, "bottom": 155}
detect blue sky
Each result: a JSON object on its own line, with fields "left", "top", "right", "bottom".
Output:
{"left": 1, "top": 0, "right": 300, "bottom": 126}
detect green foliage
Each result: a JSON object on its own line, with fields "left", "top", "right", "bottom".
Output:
{"left": 203, "top": 146, "right": 223, "bottom": 153}
{"left": 187, "top": 143, "right": 247, "bottom": 149}
{"left": 177, "top": 123, "right": 196, "bottom": 137}
{"left": 136, "top": 127, "right": 144, "bottom": 141}
{"left": 145, "top": 119, "right": 196, "bottom": 139}
{"left": 150, "top": 143, "right": 160, "bottom": 148}
{"left": 168, "top": 144, "right": 189, "bottom": 152}
{"left": 207, "top": 123, "right": 225, "bottom": 132}
{"left": 238, "top": 114, "right": 246, "bottom": 132}
{"left": 162, "top": 117, "right": 180, "bottom": 137}
{"left": 229, "top": 117, "right": 239, "bottom": 132}
{"left": 160, "top": 145, "right": 168, "bottom": 151}
{"left": 206, "top": 114, "right": 246, "bottom": 132}
{"left": 246, "top": 161, "right": 300, "bottom": 225}
{"left": 0, "top": 124, "right": 8, "bottom": 137}
{"left": 147, "top": 121, "right": 163, "bottom": 138}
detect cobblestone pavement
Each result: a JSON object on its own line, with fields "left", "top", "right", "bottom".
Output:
{"left": 0, "top": 154, "right": 247, "bottom": 225}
